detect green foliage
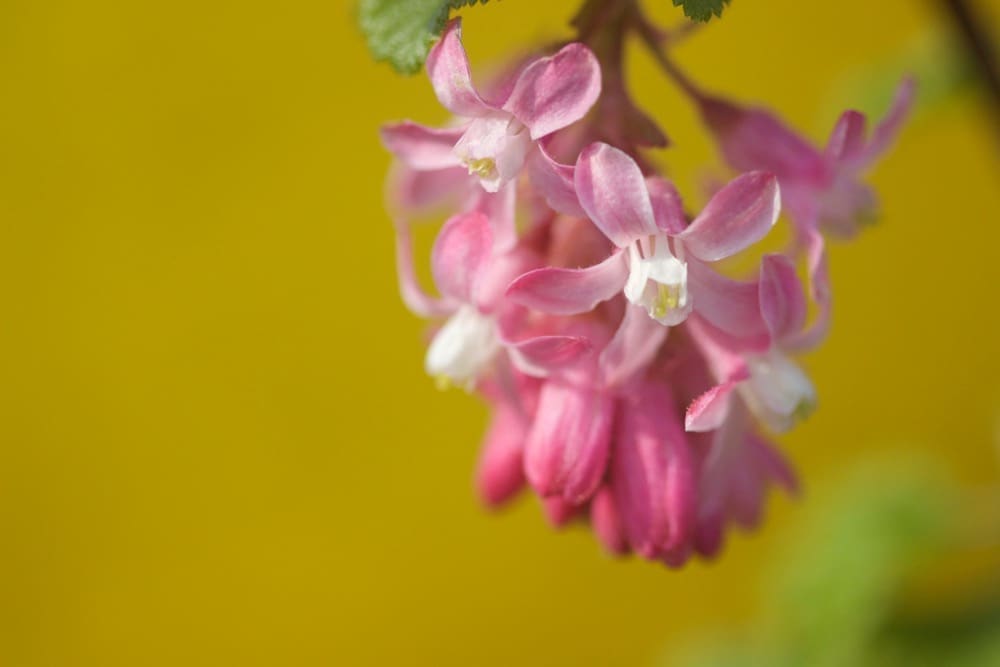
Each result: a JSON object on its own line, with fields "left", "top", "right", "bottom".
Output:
{"left": 359, "top": 0, "right": 491, "bottom": 75}
{"left": 672, "top": 0, "right": 732, "bottom": 22}
{"left": 670, "top": 458, "right": 1000, "bottom": 667}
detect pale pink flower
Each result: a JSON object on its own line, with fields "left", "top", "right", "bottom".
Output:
{"left": 507, "top": 142, "right": 780, "bottom": 331}
{"left": 691, "top": 403, "right": 798, "bottom": 558}
{"left": 685, "top": 254, "right": 817, "bottom": 435}
{"left": 697, "top": 77, "right": 915, "bottom": 238}
{"left": 392, "top": 18, "right": 601, "bottom": 195}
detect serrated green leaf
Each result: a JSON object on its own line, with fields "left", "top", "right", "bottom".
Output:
{"left": 672, "top": 0, "right": 732, "bottom": 22}
{"left": 359, "top": 0, "right": 490, "bottom": 75}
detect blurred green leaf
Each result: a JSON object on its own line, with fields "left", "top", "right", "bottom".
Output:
{"left": 670, "top": 458, "right": 1000, "bottom": 667}
{"left": 359, "top": 0, "right": 491, "bottom": 74}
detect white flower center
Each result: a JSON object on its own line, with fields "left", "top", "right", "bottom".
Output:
{"left": 424, "top": 305, "right": 500, "bottom": 389}
{"left": 453, "top": 113, "right": 530, "bottom": 193}
{"left": 623, "top": 236, "right": 690, "bottom": 326}
{"left": 740, "top": 349, "right": 816, "bottom": 432}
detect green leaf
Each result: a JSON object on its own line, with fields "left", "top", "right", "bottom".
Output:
{"left": 359, "top": 0, "right": 491, "bottom": 75}
{"left": 672, "top": 0, "right": 732, "bottom": 22}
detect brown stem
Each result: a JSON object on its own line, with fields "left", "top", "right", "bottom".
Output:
{"left": 631, "top": 5, "right": 703, "bottom": 101}
{"left": 939, "top": 0, "right": 1000, "bottom": 113}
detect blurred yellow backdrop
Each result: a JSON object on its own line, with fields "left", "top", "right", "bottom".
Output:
{"left": 0, "top": 0, "right": 998, "bottom": 665}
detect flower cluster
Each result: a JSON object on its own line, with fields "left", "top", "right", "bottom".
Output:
{"left": 381, "top": 18, "right": 911, "bottom": 566}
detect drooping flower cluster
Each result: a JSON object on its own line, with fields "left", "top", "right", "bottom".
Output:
{"left": 381, "top": 17, "right": 911, "bottom": 566}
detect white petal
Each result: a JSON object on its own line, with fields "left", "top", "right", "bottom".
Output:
{"left": 425, "top": 306, "right": 500, "bottom": 387}
{"left": 740, "top": 349, "right": 816, "bottom": 432}
{"left": 453, "top": 113, "right": 531, "bottom": 193}
{"left": 623, "top": 237, "right": 691, "bottom": 326}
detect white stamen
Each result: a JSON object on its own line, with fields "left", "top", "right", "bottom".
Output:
{"left": 624, "top": 237, "right": 690, "bottom": 326}
{"left": 452, "top": 114, "right": 531, "bottom": 193}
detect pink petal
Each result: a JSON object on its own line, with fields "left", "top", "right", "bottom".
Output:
{"left": 524, "top": 381, "right": 614, "bottom": 503}
{"left": 613, "top": 383, "right": 695, "bottom": 558}
{"left": 474, "top": 239, "right": 541, "bottom": 312}
{"left": 505, "top": 250, "right": 628, "bottom": 315}
{"left": 575, "top": 142, "right": 657, "bottom": 247}
{"left": 646, "top": 176, "right": 687, "bottom": 235}
{"left": 475, "top": 402, "right": 527, "bottom": 508}
{"left": 687, "top": 259, "right": 768, "bottom": 340}
{"left": 599, "top": 303, "right": 668, "bottom": 389}
{"left": 542, "top": 495, "right": 582, "bottom": 528}
{"left": 474, "top": 182, "right": 518, "bottom": 253}
{"left": 509, "top": 335, "right": 594, "bottom": 375}
{"left": 746, "top": 434, "right": 799, "bottom": 496}
{"left": 862, "top": 76, "right": 916, "bottom": 167}
{"left": 386, "top": 163, "right": 468, "bottom": 214}
{"left": 677, "top": 172, "right": 780, "bottom": 262}
{"left": 684, "top": 367, "right": 750, "bottom": 433}
{"left": 591, "top": 486, "right": 630, "bottom": 556}
{"left": 425, "top": 19, "right": 492, "bottom": 118}
{"left": 700, "top": 97, "right": 828, "bottom": 185}
{"left": 824, "top": 110, "right": 867, "bottom": 164}
{"left": 379, "top": 121, "right": 465, "bottom": 170}
{"left": 729, "top": 461, "right": 765, "bottom": 528}
{"left": 527, "top": 141, "right": 585, "bottom": 218}
{"left": 694, "top": 514, "right": 725, "bottom": 558}
{"left": 394, "top": 223, "right": 455, "bottom": 318}
{"left": 759, "top": 253, "right": 808, "bottom": 342}
{"left": 502, "top": 43, "right": 601, "bottom": 140}
{"left": 784, "top": 228, "right": 831, "bottom": 351}
{"left": 431, "top": 211, "right": 493, "bottom": 302}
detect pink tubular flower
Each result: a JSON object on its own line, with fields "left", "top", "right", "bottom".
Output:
{"left": 611, "top": 380, "right": 696, "bottom": 565}
{"left": 398, "top": 18, "right": 601, "bottom": 194}
{"left": 422, "top": 208, "right": 591, "bottom": 390}
{"left": 507, "top": 142, "right": 780, "bottom": 330}
{"left": 475, "top": 370, "right": 541, "bottom": 508}
{"left": 697, "top": 77, "right": 915, "bottom": 238}
{"left": 514, "top": 305, "right": 668, "bottom": 507}
{"left": 422, "top": 209, "right": 539, "bottom": 388}
{"left": 685, "top": 254, "right": 817, "bottom": 435}
{"left": 692, "top": 403, "right": 798, "bottom": 558}
{"left": 685, "top": 80, "right": 912, "bottom": 351}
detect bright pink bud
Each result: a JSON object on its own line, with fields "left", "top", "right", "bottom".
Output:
{"left": 476, "top": 401, "right": 529, "bottom": 508}
{"left": 590, "top": 486, "right": 630, "bottom": 556}
{"left": 612, "top": 382, "right": 696, "bottom": 560}
{"left": 524, "top": 381, "right": 614, "bottom": 503}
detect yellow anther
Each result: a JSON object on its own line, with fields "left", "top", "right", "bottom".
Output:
{"left": 466, "top": 157, "right": 497, "bottom": 179}
{"left": 653, "top": 283, "right": 680, "bottom": 319}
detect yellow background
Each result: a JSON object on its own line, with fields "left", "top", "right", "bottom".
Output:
{"left": 1, "top": 0, "right": 998, "bottom": 665}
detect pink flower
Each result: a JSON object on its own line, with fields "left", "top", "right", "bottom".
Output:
{"left": 515, "top": 306, "right": 667, "bottom": 506}
{"left": 690, "top": 81, "right": 912, "bottom": 352}
{"left": 423, "top": 208, "right": 591, "bottom": 390}
{"left": 685, "top": 254, "right": 818, "bottom": 435}
{"left": 692, "top": 403, "right": 798, "bottom": 558}
{"left": 610, "top": 380, "right": 696, "bottom": 565}
{"left": 698, "top": 77, "right": 915, "bottom": 238}
{"left": 475, "top": 370, "right": 541, "bottom": 509}
{"left": 391, "top": 18, "right": 601, "bottom": 195}
{"left": 376, "top": 13, "right": 910, "bottom": 569}
{"left": 507, "top": 142, "right": 780, "bottom": 331}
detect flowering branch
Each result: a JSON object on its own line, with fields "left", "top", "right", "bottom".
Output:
{"left": 375, "top": 0, "right": 914, "bottom": 567}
